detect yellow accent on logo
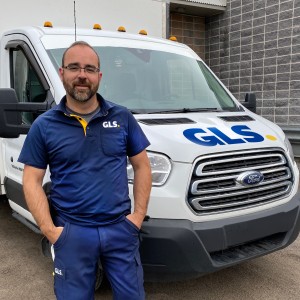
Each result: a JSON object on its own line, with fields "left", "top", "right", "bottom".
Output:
{"left": 265, "top": 135, "right": 277, "bottom": 141}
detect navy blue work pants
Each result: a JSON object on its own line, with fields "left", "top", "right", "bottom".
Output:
{"left": 52, "top": 216, "right": 145, "bottom": 300}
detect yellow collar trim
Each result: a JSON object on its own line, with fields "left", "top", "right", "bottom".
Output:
{"left": 69, "top": 114, "right": 88, "bottom": 136}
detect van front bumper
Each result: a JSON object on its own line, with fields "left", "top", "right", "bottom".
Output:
{"left": 140, "top": 193, "right": 300, "bottom": 282}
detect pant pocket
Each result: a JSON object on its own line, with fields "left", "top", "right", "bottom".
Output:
{"left": 53, "top": 222, "right": 70, "bottom": 249}
{"left": 124, "top": 217, "right": 140, "bottom": 233}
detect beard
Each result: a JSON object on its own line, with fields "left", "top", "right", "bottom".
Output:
{"left": 63, "top": 78, "right": 99, "bottom": 103}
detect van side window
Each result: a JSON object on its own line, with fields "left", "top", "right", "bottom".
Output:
{"left": 11, "top": 49, "right": 47, "bottom": 124}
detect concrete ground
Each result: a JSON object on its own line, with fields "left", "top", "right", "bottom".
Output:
{"left": 0, "top": 198, "right": 300, "bottom": 300}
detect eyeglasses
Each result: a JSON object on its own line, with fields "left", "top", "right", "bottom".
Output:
{"left": 63, "top": 65, "right": 100, "bottom": 74}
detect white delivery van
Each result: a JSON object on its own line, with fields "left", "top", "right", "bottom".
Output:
{"left": 0, "top": 24, "right": 299, "bottom": 284}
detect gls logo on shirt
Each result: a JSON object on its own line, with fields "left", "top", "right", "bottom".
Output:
{"left": 103, "top": 121, "right": 119, "bottom": 128}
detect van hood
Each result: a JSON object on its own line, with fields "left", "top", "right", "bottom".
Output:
{"left": 137, "top": 112, "right": 286, "bottom": 163}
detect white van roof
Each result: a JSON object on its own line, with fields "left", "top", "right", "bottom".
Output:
{"left": 4, "top": 26, "right": 200, "bottom": 60}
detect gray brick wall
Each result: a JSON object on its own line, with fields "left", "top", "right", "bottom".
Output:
{"left": 205, "top": 0, "right": 300, "bottom": 125}
{"left": 170, "top": 13, "right": 206, "bottom": 59}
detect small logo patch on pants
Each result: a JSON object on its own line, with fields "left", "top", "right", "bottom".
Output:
{"left": 54, "top": 267, "right": 65, "bottom": 279}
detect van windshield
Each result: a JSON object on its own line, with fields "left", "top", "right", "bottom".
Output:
{"left": 48, "top": 47, "right": 238, "bottom": 114}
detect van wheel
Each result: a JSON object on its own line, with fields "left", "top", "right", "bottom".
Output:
{"left": 95, "top": 260, "right": 105, "bottom": 290}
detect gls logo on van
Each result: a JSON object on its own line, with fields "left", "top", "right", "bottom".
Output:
{"left": 183, "top": 125, "right": 268, "bottom": 146}
{"left": 103, "top": 121, "right": 119, "bottom": 128}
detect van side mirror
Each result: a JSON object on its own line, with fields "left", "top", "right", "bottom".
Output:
{"left": 0, "top": 88, "right": 48, "bottom": 138}
{"left": 243, "top": 93, "right": 256, "bottom": 113}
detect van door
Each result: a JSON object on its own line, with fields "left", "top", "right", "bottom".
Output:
{"left": 2, "top": 39, "right": 53, "bottom": 212}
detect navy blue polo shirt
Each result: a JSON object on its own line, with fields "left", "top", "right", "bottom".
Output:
{"left": 18, "top": 94, "right": 150, "bottom": 226}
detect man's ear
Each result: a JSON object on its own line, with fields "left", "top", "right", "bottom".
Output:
{"left": 58, "top": 67, "right": 64, "bottom": 80}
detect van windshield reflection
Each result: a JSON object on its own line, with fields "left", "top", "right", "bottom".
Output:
{"left": 48, "top": 47, "right": 237, "bottom": 113}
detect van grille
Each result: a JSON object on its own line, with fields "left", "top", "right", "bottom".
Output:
{"left": 188, "top": 149, "right": 293, "bottom": 214}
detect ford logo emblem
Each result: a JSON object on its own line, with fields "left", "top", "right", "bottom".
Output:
{"left": 236, "top": 171, "right": 264, "bottom": 186}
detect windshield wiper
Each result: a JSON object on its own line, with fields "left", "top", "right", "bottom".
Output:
{"left": 131, "top": 107, "right": 240, "bottom": 114}
{"left": 147, "top": 108, "right": 223, "bottom": 114}
{"left": 129, "top": 110, "right": 142, "bottom": 114}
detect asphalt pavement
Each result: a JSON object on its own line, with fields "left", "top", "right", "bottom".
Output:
{"left": 1, "top": 197, "right": 300, "bottom": 300}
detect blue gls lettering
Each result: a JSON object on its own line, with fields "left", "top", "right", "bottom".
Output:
{"left": 208, "top": 127, "right": 246, "bottom": 144}
{"left": 183, "top": 128, "right": 225, "bottom": 146}
{"left": 183, "top": 125, "right": 264, "bottom": 146}
{"left": 231, "top": 125, "right": 264, "bottom": 143}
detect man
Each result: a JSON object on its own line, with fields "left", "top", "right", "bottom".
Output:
{"left": 18, "top": 41, "right": 152, "bottom": 300}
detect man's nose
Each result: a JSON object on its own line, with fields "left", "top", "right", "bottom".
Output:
{"left": 78, "top": 68, "right": 88, "bottom": 77}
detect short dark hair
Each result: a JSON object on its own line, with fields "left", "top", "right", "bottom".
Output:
{"left": 62, "top": 41, "right": 100, "bottom": 67}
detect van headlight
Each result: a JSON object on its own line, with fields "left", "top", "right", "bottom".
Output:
{"left": 284, "top": 136, "right": 295, "bottom": 162}
{"left": 127, "top": 152, "right": 172, "bottom": 186}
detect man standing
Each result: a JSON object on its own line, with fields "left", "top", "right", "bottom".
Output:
{"left": 18, "top": 41, "right": 152, "bottom": 299}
